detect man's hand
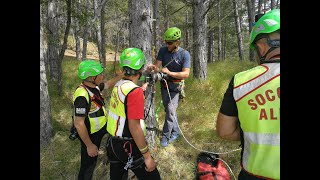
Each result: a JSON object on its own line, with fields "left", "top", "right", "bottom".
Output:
{"left": 86, "top": 143, "right": 99, "bottom": 157}
{"left": 146, "top": 64, "right": 157, "bottom": 72}
{"left": 144, "top": 155, "right": 156, "bottom": 172}
{"left": 161, "top": 67, "right": 171, "bottom": 75}
{"left": 141, "top": 82, "right": 149, "bottom": 91}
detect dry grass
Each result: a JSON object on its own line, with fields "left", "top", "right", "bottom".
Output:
{"left": 40, "top": 54, "right": 256, "bottom": 180}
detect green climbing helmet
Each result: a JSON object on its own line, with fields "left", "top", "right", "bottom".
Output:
{"left": 163, "top": 27, "right": 181, "bottom": 41}
{"left": 78, "top": 60, "right": 104, "bottom": 80}
{"left": 119, "top": 48, "right": 146, "bottom": 70}
{"left": 250, "top": 9, "right": 280, "bottom": 49}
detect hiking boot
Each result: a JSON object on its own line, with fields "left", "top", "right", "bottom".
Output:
{"left": 160, "top": 136, "right": 169, "bottom": 147}
{"left": 169, "top": 134, "right": 179, "bottom": 143}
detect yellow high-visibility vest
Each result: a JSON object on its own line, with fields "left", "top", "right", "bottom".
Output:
{"left": 107, "top": 80, "right": 146, "bottom": 137}
{"left": 234, "top": 63, "right": 280, "bottom": 179}
{"left": 73, "top": 84, "right": 107, "bottom": 134}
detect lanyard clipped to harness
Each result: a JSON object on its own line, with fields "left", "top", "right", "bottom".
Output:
{"left": 123, "top": 141, "right": 133, "bottom": 170}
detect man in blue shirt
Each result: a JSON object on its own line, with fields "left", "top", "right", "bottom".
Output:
{"left": 148, "top": 27, "right": 191, "bottom": 147}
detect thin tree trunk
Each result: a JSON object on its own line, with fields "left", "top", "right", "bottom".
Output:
{"left": 94, "top": 0, "right": 102, "bottom": 62}
{"left": 232, "top": 0, "right": 244, "bottom": 61}
{"left": 153, "top": 0, "right": 161, "bottom": 60}
{"left": 258, "top": 0, "right": 262, "bottom": 14}
{"left": 184, "top": 11, "right": 190, "bottom": 51}
{"left": 82, "top": 0, "right": 90, "bottom": 60}
{"left": 217, "top": 0, "right": 222, "bottom": 61}
{"left": 247, "top": 0, "right": 255, "bottom": 61}
{"left": 73, "top": 0, "right": 81, "bottom": 60}
{"left": 270, "top": 0, "right": 275, "bottom": 9}
{"left": 100, "top": 1, "right": 106, "bottom": 67}
{"left": 208, "top": 29, "right": 214, "bottom": 63}
{"left": 163, "top": 0, "right": 169, "bottom": 30}
{"left": 192, "top": 0, "right": 208, "bottom": 80}
{"left": 128, "top": 0, "right": 156, "bottom": 148}
{"left": 47, "top": 0, "right": 60, "bottom": 81}
{"left": 40, "top": 5, "right": 53, "bottom": 147}
{"left": 57, "top": 0, "right": 72, "bottom": 95}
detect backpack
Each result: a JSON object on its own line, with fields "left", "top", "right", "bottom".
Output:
{"left": 196, "top": 152, "right": 230, "bottom": 180}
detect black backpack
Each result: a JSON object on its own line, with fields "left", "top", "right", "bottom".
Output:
{"left": 196, "top": 152, "right": 230, "bottom": 180}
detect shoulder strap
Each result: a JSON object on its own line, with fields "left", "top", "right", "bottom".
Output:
{"left": 80, "top": 84, "right": 104, "bottom": 108}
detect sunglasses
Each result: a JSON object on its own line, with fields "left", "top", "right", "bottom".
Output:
{"left": 165, "top": 41, "right": 175, "bottom": 45}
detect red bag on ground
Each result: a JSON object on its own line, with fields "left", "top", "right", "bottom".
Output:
{"left": 196, "top": 152, "right": 230, "bottom": 180}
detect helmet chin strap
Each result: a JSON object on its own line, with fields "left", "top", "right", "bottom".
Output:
{"left": 84, "top": 76, "right": 98, "bottom": 86}
{"left": 255, "top": 37, "right": 280, "bottom": 64}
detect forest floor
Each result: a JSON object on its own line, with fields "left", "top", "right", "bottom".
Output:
{"left": 64, "top": 49, "right": 120, "bottom": 62}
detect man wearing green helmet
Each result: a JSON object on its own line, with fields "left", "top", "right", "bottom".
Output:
{"left": 216, "top": 9, "right": 280, "bottom": 180}
{"left": 147, "top": 27, "right": 191, "bottom": 147}
{"left": 73, "top": 59, "right": 123, "bottom": 180}
{"left": 106, "top": 48, "right": 161, "bottom": 180}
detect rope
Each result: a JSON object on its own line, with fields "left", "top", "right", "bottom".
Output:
{"left": 162, "top": 79, "right": 241, "bottom": 154}
{"left": 162, "top": 79, "right": 241, "bottom": 179}
{"left": 217, "top": 158, "right": 237, "bottom": 180}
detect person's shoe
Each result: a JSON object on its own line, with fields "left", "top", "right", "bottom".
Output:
{"left": 160, "top": 136, "right": 169, "bottom": 147}
{"left": 169, "top": 134, "right": 179, "bottom": 143}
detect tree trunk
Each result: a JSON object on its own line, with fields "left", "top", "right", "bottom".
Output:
{"left": 217, "top": 0, "right": 222, "bottom": 61}
{"left": 128, "top": 0, "right": 156, "bottom": 148}
{"left": 208, "top": 29, "right": 214, "bottom": 63}
{"left": 40, "top": 5, "right": 53, "bottom": 147}
{"left": 57, "top": 0, "right": 72, "bottom": 95}
{"left": 47, "top": 0, "right": 60, "bottom": 81}
{"left": 73, "top": 0, "right": 81, "bottom": 60}
{"left": 270, "top": 0, "right": 275, "bottom": 9}
{"left": 247, "top": 0, "right": 255, "bottom": 61}
{"left": 258, "top": 0, "right": 262, "bottom": 14}
{"left": 232, "top": 0, "right": 244, "bottom": 61}
{"left": 94, "top": 0, "right": 102, "bottom": 62}
{"left": 100, "top": 1, "right": 106, "bottom": 67}
{"left": 153, "top": 0, "right": 161, "bottom": 60}
{"left": 223, "top": 25, "right": 227, "bottom": 60}
{"left": 82, "top": 0, "right": 90, "bottom": 60}
{"left": 184, "top": 11, "right": 190, "bottom": 51}
{"left": 192, "top": 0, "right": 208, "bottom": 80}
{"left": 94, "top": 0, "right": 107, "bottom": 67}
{"left": 163, "top": 0, "right": 169, "bottom": 30}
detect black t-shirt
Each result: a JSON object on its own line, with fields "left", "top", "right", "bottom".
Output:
{"left": 219, "top": 76, "right": 238, "bottom": 116}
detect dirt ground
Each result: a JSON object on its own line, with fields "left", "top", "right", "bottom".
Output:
{"left": 64, "top": 49, "right": 120, "bottom": 62}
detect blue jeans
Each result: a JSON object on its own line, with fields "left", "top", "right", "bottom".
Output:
{"left": 161, "top": 87, "right": 180, "bottom": 140}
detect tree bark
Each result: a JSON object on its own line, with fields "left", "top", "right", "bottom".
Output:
{"left": 153, "top": 0, "right": 161, "bottom": 60}
{"left": 57, "top": 0, "right": 72, "bottom": 95}
{"left": 128, "top": 0, "right": 156, "bottom": 148}
{"left": 247, "top": 0, "right": 255, "bottom": 61}
{"left": 47, "top": 0, "right": 60, "bottom": 81}
{"left": 73, "top": 0, "right": 81, "bottom": 60}
{"left": 82, "top": 0, "right": 90, "bottom": 60}
{"left": 232, "top": 0, "right": 244, "bottom": 61}
{"left": 217, "top": 0, "right": 222, "bottom": 61}
{"left": 184, "top": 11, "right": 190, "bottom": 51}
{"left": 208, "top": 29, "right": 214, "bottom": 63}
{"left": 40, "top": 5, "right": 53, "bottom": 147}
{"left": 192, "top": 0, "right": 208, "bottom": 80}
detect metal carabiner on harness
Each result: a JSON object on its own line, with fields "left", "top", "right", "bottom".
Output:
{"left": 123, "top": 141, "right": 133, "bottom": 170}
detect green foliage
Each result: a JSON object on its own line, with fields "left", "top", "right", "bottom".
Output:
{"left": 40, "top": 56, "right": 256, "bottom": 179}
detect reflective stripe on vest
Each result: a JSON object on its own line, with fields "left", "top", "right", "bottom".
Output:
{"left": 233, "top": 63, "right": 280, "bottom": 179}
{"left": 73, "top": 85, "right": 107, "bottom": 134}
{"left": 107, "top": 80, "right": 146, "bottom": 137}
